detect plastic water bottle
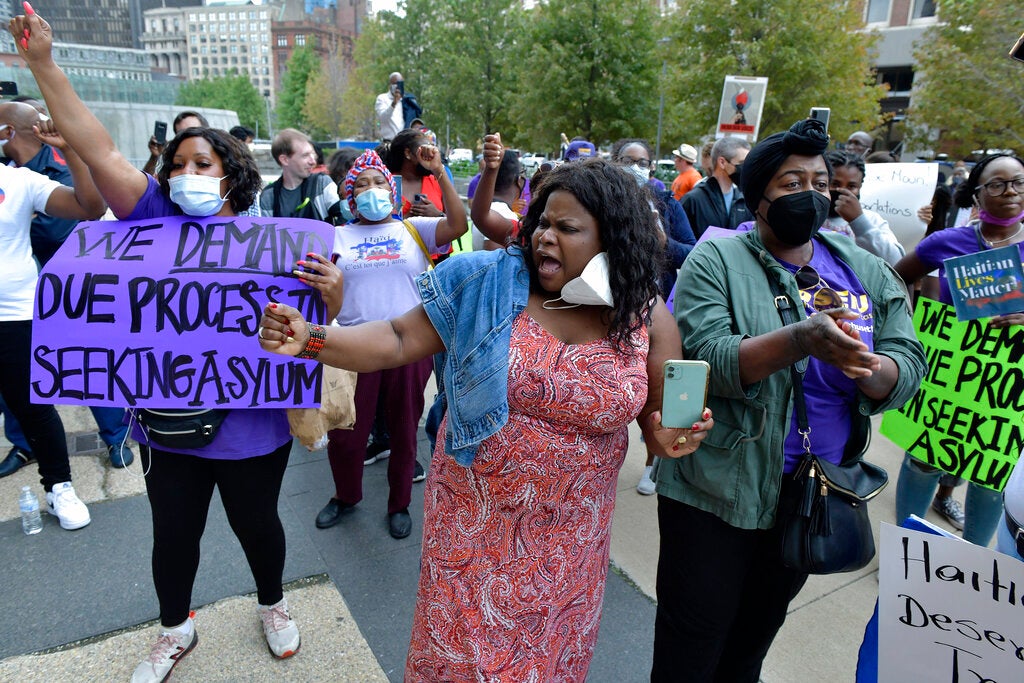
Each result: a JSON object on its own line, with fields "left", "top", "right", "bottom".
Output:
{"left": 19, "top": 486, "right": 42, "bottom": 535}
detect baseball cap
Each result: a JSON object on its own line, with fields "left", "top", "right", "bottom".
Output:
{"left": 672, "top": 144, "right": 698, "bottom": 162}
{"left": 563, "top": 140, "right": 598, "bottom": 162}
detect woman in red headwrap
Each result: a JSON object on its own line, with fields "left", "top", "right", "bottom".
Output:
{"left": 315, "top": 148, "right": 466, "bottom": 540}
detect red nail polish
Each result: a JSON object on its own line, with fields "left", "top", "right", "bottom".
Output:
{"left": 296, "top": 260, "right": 305, "bottom": 266}
{"left": 702, "top": 409, "right": 711, "bottom": 420}
{"left": 269, "top": 303, "right": 277, "bottom": 309}
{"left": 307, "top": 252, "right": 316, "bottom": 257}
{"left": 692, "top": 424, "right": 700, "bottom": 431}
{"left": 286, "top": 328, "right": 294, "bottom": 336}
{"left": 672, "top": 445, "right": 679, "bottom": 452}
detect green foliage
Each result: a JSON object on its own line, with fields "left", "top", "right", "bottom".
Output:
{"left": 175, "top": 71, "right": 267, "bottom": 133}
{"left": 510, "top": 0, "right": 660, "bottom": 152}
{"left": 661, "top": 0, "right": 885, "bottom": 148}
{"left": 448, "top": 159, "right": 479, "bottom": 177}
{"left": 337, "top": 18, "right": 390, "bottom": 139}
{"left": 910, "top": 0, "right": 1024, "bottom": 156}
{"left": 277, "top": 40, "right": 321, "bottom": 132}
{"left": 303, "top": 47, "right": 350, "bottom": 139}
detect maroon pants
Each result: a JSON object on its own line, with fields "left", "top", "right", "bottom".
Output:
{"left": 327, "top": 357, "right": 433, "bottom": 514}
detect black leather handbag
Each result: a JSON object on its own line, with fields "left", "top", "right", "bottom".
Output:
{"left": 769, "top": 279, "right": 888, "bottom": 575}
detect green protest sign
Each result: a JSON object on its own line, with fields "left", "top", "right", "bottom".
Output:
{"left": 879, "top": 298, "right": 1024, "bottom": 491}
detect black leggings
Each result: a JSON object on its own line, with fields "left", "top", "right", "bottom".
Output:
{"left": 651, "top": 490, "right": 809, "bottom": 683}
{"left": 141, "top": 440, "right": 291, "bottom": 626}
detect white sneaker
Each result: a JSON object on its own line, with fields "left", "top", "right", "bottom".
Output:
{"left": 637, "top": 465, "right": 656, "bottom": 496}
{"left": 131, "top": 625, "right": 198, "bottom": 683}
{"left": 258, "top": 599, "right": 301, "bottom": 659}
{"left": 46, "top": 482, "right": 91, "bottom": 530}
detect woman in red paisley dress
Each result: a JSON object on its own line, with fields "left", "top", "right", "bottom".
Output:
{"left": 258, "top": 151, "right": 714, "bottom": 682}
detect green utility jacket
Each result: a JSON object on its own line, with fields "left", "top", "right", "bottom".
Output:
{"left": 659, "top": 229, "right": 926, "bottom": 530}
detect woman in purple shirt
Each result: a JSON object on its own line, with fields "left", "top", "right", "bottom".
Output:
{"left": 14, "top": 11, "right": 343, "bottom": 682}
{"left": 893, "top": 153, "right": 1024, "bottom": 546}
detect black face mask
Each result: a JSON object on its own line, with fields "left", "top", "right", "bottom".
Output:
{"left": 729, "top": 165, "right": 743, "bottom": 186}
{"left": 764, "top": 191, "right": 830, "bottom": 246}
{"left": 828, "top": 189, "right": 842, "bottom": 217}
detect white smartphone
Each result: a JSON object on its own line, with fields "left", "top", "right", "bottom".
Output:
{"left": 661, "top": 360, "right": 710, "bottom": 429}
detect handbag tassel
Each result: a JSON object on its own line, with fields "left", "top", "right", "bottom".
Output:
{"left": 810, "top": 487, "right": 832, "bottom": 536}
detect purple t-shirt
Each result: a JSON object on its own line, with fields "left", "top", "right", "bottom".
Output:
{"left": 125, "top": 175, "right": 292, "bottom": 460}
{"left": 915, "top": 225, "right": 1024, "bottom": 305}
{"left": 779, "top": 240, "right": 875, "bottom": 472}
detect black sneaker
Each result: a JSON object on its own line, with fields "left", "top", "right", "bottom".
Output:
{"left": 364, "top": 440, "right": 391, "bottom": 466}
{"left": 412, "top": 460, "right": 426, "bottom": 483}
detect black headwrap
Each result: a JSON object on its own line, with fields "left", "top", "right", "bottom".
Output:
{"left": 740, "top": 118, "right": 831, "bottom": 215}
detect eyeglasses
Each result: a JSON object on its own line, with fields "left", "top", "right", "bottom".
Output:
{"left": 618, "top": 156, "right": 651, "bottom": 169}
{"left": 794, "top": 265, "right": 843, "bottom": 312}
{"left": 978, "top": 177, "right": 1024, "bottom": 197}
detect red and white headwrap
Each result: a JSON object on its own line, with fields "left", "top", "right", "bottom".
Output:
{"left": 343, "top": 149, "right": 398, "bottom": 216}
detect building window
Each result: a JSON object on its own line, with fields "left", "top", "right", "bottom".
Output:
{"left": 911, "top": 0, "right": 936, "bottom": 20}
{"left": 277, "top": 36, "right": 288, "bottom": 47}
{"left": 296, "top": 34, "right": 306, "bottom": 46}
{"left": 865, "top": 0, "right": 889, "bottom": 23}
{"left": 877, "top": 67, "right": 914, "bottom": 93}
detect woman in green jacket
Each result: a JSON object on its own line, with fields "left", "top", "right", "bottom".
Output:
{"left": 652, "top": 119, "right": 926, "bottom": 682}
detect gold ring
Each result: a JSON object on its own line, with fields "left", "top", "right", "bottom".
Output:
{"left": 286, "top": 336, "right": 295, "bottom": 344}
{"left": 677, "top": 436, "right": 687, "bottom": 445}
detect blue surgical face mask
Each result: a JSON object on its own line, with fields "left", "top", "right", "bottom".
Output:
{"left": 338, "top": 200, "right": 354, "bottom": 222}
{"left": 168, "top": 173, "right": 229, "bottom": 216}
{"left": 355, "top": 187, "right": 394, "bottom": 221}
{"left": 626, "top": 163, "right": 648, "bottom": 187}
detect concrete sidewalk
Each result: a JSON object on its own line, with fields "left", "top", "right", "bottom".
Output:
{"left": 0, "top": 406, "right": 967, "bottom": 681}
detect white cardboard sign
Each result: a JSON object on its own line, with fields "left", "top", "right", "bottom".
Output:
{"left": 878, "top": 523, "right": 1024, "bottom": 682}
{"left": 860, "top": 163, "right": 938, "bottom": 253}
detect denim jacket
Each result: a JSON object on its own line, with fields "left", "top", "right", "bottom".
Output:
{"left": 661, "top": 229, "right": 926, "bottom": 529}
{"left": 416, "top": 248, "right": 531, "bottom": 465}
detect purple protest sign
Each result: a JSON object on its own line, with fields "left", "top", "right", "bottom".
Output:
{"left": 30, "top": 215, "right": 335, "bottom": 409}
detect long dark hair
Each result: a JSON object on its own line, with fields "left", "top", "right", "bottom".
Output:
{"left": 516, "top": 158, "right": 662, "bottom": 351}
{"left": 157, "top": 127, "right": 262, "bottom": 214}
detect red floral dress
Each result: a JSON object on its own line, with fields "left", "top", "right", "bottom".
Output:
{"left": 405, "top": 312, "right": 650, "bottom": 682}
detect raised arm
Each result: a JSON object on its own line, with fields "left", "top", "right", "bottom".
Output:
{"left": 10, "top": 8, "right": 149, "bottom": 217}
{"left": 34, "top": 121, "right": 106, "bottom": 220}
{"left": 258, "top": 301, "right": 445, "bottom": 372}
{"left": 470, "top": 133, "right": 518, "bottom": 248}
{"left": 416, "top": 144, "right": 467, "bottom": 247}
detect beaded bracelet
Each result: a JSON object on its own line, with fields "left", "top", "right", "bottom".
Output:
{"left": 296, "top": 324, "right": 326, "bottom": 360}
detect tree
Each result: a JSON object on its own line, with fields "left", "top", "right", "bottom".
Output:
{"left": 176, "top": 72, "right": 267, "bottom": 133}
{"left": 304, "top": 49, "right": 351, "bottom": 139}
{"left": 660, "top": 0, "right": 885, "bottom": 148}
{"left": 510, "top": 0, "right": 661, "bottom": 153}
{"left": 910, "top": 0, "right": 1024, "bottom": 156}
{"left": 277, "top": 41, "right": 320, "bottom": 132}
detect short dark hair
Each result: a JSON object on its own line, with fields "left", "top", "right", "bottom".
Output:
{"left": 327, "top": 147, "right": 362, "bottom": 185}
{"left": 517, "top": 158, "right": 662, "bottom": 351}
{"left": 157, "top": 128, "right": 262, "bottom": 214}
{"left": 495, "top": 149, "right": 523, "bottom": 193}
{"left": 173, "top": 110, "right": 209, "bottom": 131}
{"left": 229, "top": 125, "right": 255, "bottom": 141}
{"left": 610, "top": 138, "right": 653, "bottom": 162}
{"left": 386, "top": 128, "right": 427, "bottom": 173}
{"left": 825, "top": 151, "right": 865, "bottom": 180}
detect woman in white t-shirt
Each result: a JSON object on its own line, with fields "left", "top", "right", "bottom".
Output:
{"left": 315, "top": 148, "right": 466, "bottom": 539}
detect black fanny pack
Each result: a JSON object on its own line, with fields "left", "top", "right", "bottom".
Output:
{"left": 138, "top": 409, "right": 229, "bottom": 449}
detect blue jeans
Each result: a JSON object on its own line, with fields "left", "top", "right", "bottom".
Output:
{"left": 996, "top": 514, "right": 1024, "bottom": 562}
{"left": 2, "top": 396, "right": 127, "bottom": 452}
{"left": 895, "top": 453, "right": 1003, "bottom": 546}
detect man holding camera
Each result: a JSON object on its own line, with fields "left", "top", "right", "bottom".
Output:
{"left": 374, "top": 72, "right": 421, "bottom": 142}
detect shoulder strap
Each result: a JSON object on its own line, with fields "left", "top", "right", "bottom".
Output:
{"left": 766, "top": 273, "right": 812, "bottom": 456}
{"left": 402, "top": 219, "right": 435, "bottom": 270}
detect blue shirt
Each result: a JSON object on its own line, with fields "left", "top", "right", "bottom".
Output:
{"left": 417, "top": 248, "right": 530, "bottom": 465}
